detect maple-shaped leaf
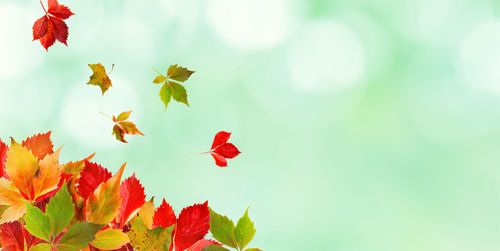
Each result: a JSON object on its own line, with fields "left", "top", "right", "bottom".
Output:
{"left": 86, "top": 163, "right": 125, "bottom": 224}
{"left": 117, "top": 174, "right": 146, "bottom": 227}
{"left": 153, "top": 198, "right": 176, "bottom": 229}
{"left": 87, "top": 63, "right": 113, "bottom": 95}
{"left": 32, "top": 0, "right": 74, "bottom": 50}
{"left": 78, "top": 161, "right": 112, "bottom": 200}
{"left": 174, "top": 201, "right": 210, "bottom": 251}
{"left": 152, "top": 65, "right": 194, "bottom": 110}
{"left": 108, "top": 111, "right": 144, "bottom": 143}
{"left": 186, "top": 239, "right": 221, "bottom": 251}
{"left": 205, "top": 131, "right": 241, "bottom": 167}
{"left": 21, "top": 131, "right": 54, "bottom": 160}
{"left": 0, "top": 221, "right": 25, "bottom": 251}
{"left": 0, "top": 138, "right": 8, "bottom": 179}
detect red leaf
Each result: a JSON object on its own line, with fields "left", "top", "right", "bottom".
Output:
{"left": 153, "top": 199, "right": 176, "bottom": 228}
{"left": 0, "top": 138, "right": 7, "bottom": 179}
{"left": 211, "top": 131, "right": 231, "bottom": 149}
{"left": 78, "top": 161, "right": 112, "bottom": 199}
{"left": 33, "top": 0, "right": 73, "bottom": 50}
{"left": 174, "top": 201, "right": 210, "bottom": 251}
{"left": 21, "top": 131, "right": 54, "bottom": 160}
{"left": 0, "top": 221, "right": 25, "bottom": 251}
{"left": 47, "top": 0, "right": 74, "bottom": 19}
{"left": 186, "top": 239, "right": 221, "bottom": 251}
{"left": 207, "top": 131, "right": 241, "bottom": 167}
{"left": 118, "top": 174, "right": 146, "bottom": 226}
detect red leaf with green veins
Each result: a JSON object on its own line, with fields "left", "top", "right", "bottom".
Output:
{"left": 78, "top": 161, "right": 112, "bottom": 199}
{"left": 153, "top": 198, "right": 176, "bottom": 228}
{"left": 174, "top": 201, "right": 210, "bottom": 251}
{"left": 33, "top": 0, "right": 73, "bottom": 50}
{"left": 207, "top": 131, "right": 241, "bottom": 167}
{"left": 118, "top": 174, "right": 146, "bottom": 226}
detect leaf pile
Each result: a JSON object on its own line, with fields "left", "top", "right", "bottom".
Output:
{"left": 0, "top": 132, "right": 260, "bottom": 251}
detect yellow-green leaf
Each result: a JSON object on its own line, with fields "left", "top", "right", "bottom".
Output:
{"left": 128, "top": 217, "right": 174, "bottom": 251}
{"left": 159, "top": 83, "right": 172, "bottom": 110}
{"left": 116, "top": 111, "right": 132, "bottom": 121}
{"left": 87, "top": 63, "right": 112, "bottom": 95}
{"left": 24, "top": 203, "right": 51, "bottom": 242}
{"left": 29, "top": 243, "right": 52, "bottom": 251}
{"left": 208, "top": 208, "right": 237, "bottom": 248}
{"left": 167, "top": 64, "right": 195, "bottom": 82}
{"left": 90, "top": 229, "right": 130, "bottom": 250}
{"left": 153, "top": 75, "right": 167, "bottom": 84}
{"left": 170, "top": 82, "right": 189, "bottom": 106}
{"left": 234, "top": 208, "right": 256, "bottom": 250}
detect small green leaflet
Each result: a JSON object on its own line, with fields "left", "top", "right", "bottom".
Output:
{"left": 24, "top": 203, "right": 51, "bottom": 242}
{"left": 46, "top": 182, "right": 75, "bottom": 237}
{"left": 57, "top": 221, "right": 103, "bottom": 249}
{"left": 209, "top": 207, "right": 259, "bottom": 250}
{"left": 152, "top": 64, "right": 195, "bottom": 110}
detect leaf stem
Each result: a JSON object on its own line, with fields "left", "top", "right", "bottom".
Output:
{"left": 40, "top": 0, "right": 48, "bottom": 15}
{"left": 99, "top": 111, "right": 113, "bottom": 120}
{"left": 107, "top": 63, "right": 115, "bottom": 75}
{"left": 189, "top": 151, "right": 210, "bottom": 155}
{"left": 152, "top": 67, "right": 163, "bottom": 76}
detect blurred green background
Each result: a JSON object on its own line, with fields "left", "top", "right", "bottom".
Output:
{"left": 1, "top": 0, "right": 499, "bottom": 250}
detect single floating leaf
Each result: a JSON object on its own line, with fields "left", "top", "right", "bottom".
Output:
{"left": 32, "top": 0, "right": 74, "bottom": 50}
{"left": 203, "top": 131, "right": 241, "bottom": 167}
{"left": 108, "top": 111, "right": 144, "bottom": 143}
{"left": 87, "top": 63, "right": 113, "bottom": 95}
{"left": 152, "top": 65, "right": 194, "bottom": 110}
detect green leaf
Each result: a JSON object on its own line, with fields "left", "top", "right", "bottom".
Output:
{"left": 128, "top": 217, "right": 174, "bottom": 251}
{"left": 167, "top": 64, "right": 195, "bottom": 82}
{"left": 202, "top": 245, "right": 231, "bottom": 251}
{"left": 169, "top": 82, "right": 189, "bottom": 106}
{"left": 244, "top": 249, "right": 263, "bottom": 251}
{"left": 153, "top": 75, "right": 167, "bottom": 84}
{"left": 90, "top": 229, "right": 130, "bottom": 250}
{"left": 208, "top": 208, "right": 237, "bottom": 248}
{"left": 57, "top": 221, "right": 102, "bottom": 249}
{"left": 29, "top": 243, "right": 52, "bottom": 251}
{"left": 46, "top": 183, "right": 75, "bottom": 237}
{"left": 56, "top": 245, "right": 78, "bottom": 251}
{"left": 87, "top": 63, "right": 113, "bottom": 95}
{"left": 24, "top": 203, "right": 52, "bottom": 242}
{"left": 159, "top": 83, "right": 172, "bottom": 110}
{"left": 234, "top": 208, "right": 256, "bottom": 250}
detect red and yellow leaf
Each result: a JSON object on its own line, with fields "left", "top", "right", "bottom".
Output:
{"left": 78, "top": 161, "right": 112, "bottom": 199}
{"left": 5, "top": 141, "right": 38, "bottom": 198}
{"left": 32, "top": 148, "right": 61, "bottom": 200}
{"left": 0, "top": 178, "right": 25, "bottom": 224}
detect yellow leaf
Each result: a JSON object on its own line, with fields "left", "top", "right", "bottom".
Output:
{"left": 5, "top": 141, "right": 38, "bottom": 198}
{"left": 0, "top": 178, "right": 25, "bottom": 223}
{"left": 86, "top": 163, "right": 125, "bottom": 224}
{"left": 62, "top": 153, "right": 96, "bottom": 174}
{"left": 90, "top": 229, "right": 130, "bottom": 250}
{"left": 33, "top": 148, "right": 61, "bottom": 200}
{"left": 87, "top": 63, "right": 113, "bottom": 95}
{"left": 136, "top": 197, "right": 155, "bottom": 230}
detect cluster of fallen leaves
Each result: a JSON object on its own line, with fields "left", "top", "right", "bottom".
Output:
{"left": 0, "top": 132, "right": 259, "bottom": 251}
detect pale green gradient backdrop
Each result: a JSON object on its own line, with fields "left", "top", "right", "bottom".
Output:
{"left": 0, "top": 0, "right": 499, "bottom": 250}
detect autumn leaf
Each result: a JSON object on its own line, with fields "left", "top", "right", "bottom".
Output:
{"left": 128, "top": 217, "right": 174, "bottom": 251}
{"left": 5, "top": 141, "right": 38, "bottom": 198}
{"left": 174, "top": 201, "right": 210, "bottom": 251}
{"left": 0, "top": 138, "right": 7, "bottom": 179}
{"left": 209, "top": 208, "right": 258, "bottom": 251}
{"left": 0, "top": 221, "right": 25, "bottom": 251}
{"left": 32, "top": 0, "right": 74, "bottom": 50}
{"left": 106, "top": 111, "right": 144, "bottom": 143}
{"left": 117, "top": 174, "right": 146, "bottom": 227}
{"left": 152, "top": 198, "right": 176, "bottom": 229}
{"left": 152, "top": 65, "right": 194, "bottom": 110}
{"left": 186, "top": 239, "right": 221, "bottom": 251}
{"left": 77, "top": 161, "right": 112, "bottom": 200}
{"left": 32, "top": 148, "right": 61, "bottom": 200}
{"left": 90, "top": 229, "right": 130, "bottom": 250}
{"left": 0, "top": 178, "right": 25, "bottom": 224}
{"left": 62, "top": 153, "right": 96, "bottom": 174}
{"left": 136, "top": 198, "right": 156, "bottom": 230}
{"left": 85, "top": 163, "right": 125, "bottom": 224}
{"left": 87, "top": 63, "right": 113, "bottom": 95}
{"left": 204, "top": 131, "right": 241, "bottom": 167}
{"left": 21, "top": 131, "right": 54, "bottom": 160}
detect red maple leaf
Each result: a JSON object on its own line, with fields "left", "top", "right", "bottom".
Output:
{"left": 153, "top": 198, "right": 176, "bottom": 228}
{"left": 77, "top": 161, "right": 112, "bottom": 199}
{"left": 173, "top": 201, "right": 210, "bottom": 251}
{"left": 117, "top": 174, "right": 146, "bottom": 227}
{"left": 21, "top": 131, "right": 54, "bottom": 160}
{"left": 206, "top": 131, "right": 241, "bottom": 167}
{"left": 0, "top": 138, "right": 8, "bottom": 179}
{"left": 32, "top": 0, "right": 74, "bottom": 50}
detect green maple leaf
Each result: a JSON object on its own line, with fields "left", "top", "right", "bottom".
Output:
{"left": 152, "top": 64, "right": 195, "bottom": 110}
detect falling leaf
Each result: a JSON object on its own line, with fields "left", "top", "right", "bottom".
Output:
{"left": 152, "top": 65, "right": 195, "bottom": 110}
{"left": 87, "top": 63, "right": 113, "bottom": 95}
{"left": 204, "top": 131, "right": 241, "bottom": 167}
{"left": 174, "top": 201, "right": 210, "bottom": 251}
{"left": 107, "top": 111, "right": 144, "bottom": 143}
{"left": 152, "top": 198, "right": 176, "bottom": 229}
{"left": 32, "top": 0, "right": 74, "bottom": 50}
{"left": 117, "top": 174, "right": 146, "bottom": 227}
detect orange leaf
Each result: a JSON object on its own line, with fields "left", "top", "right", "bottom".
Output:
{"left": 33, "top": 148, "right": 61, "bottom": 200}
{"left": 62, "top": 153, "right": 95, "bottom": 174}
{"left": 0, "top": 178, "right": 25, "bottom": 224}
{"left": 5, "top": 141, "right": 38, "bottom": 199}
{"left": 86, "top": 163, "right": 126, "bottom": 224}
{"left": 21, "top": 132, "right": 54, "bottom": 160}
